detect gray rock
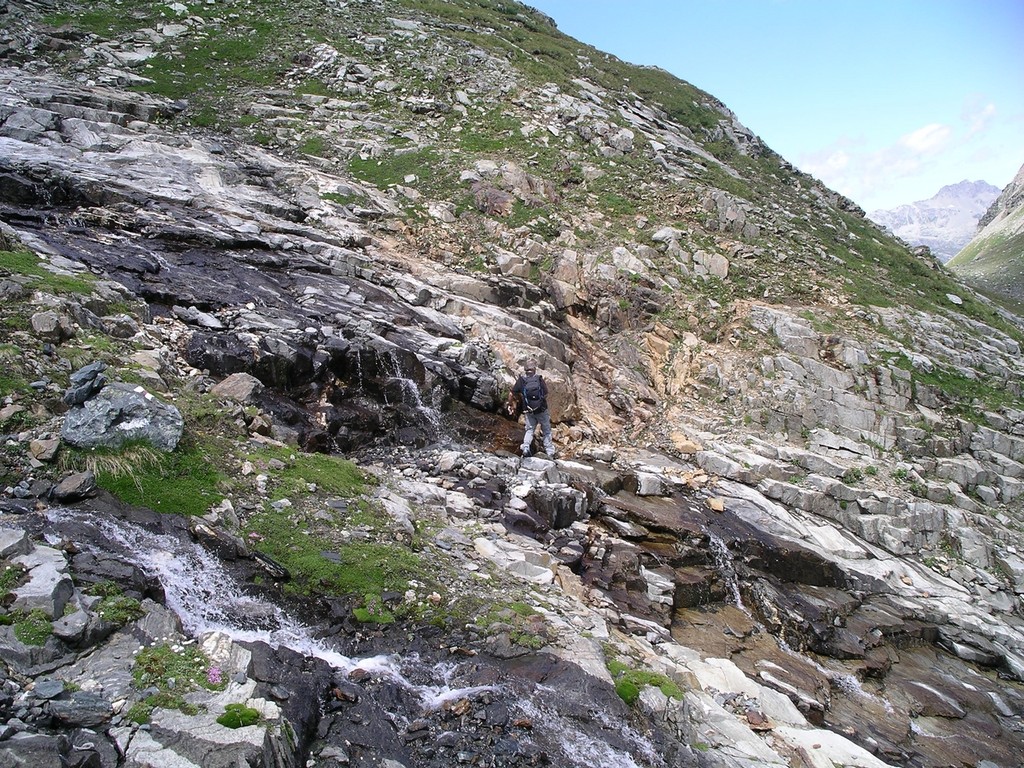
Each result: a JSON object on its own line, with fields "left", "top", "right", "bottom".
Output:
{"left": 0, "top": 527, "right": 31, "bottom": 558}
{"left": 28, "top": 437, "right": 60, "bottom": 462}
{"left": 50, "top": 609, "right": 90, "bottom": 645}
{"left": 102, "top": 312, "right": 140, "bottom": 338}
{"left": 62, "top": 361, "right": 108, "bottom": 406}
{"left": 172, "top": 304, "right": 224, "bottom": 329}
{"left": 0, "top": 733, "right": 69, "bottom": 768}
{"left": 46, "top": 691, "right": 113, "bottom": 727}
{"left": 30, "top": 310, "right": 75, "bottom": 342}
{"left": 61, "top": 383, "right": 183, "bottom": 451}
{"left": 52, "top": 471, "right": 97, "bottom": 501}
{"left": 32, "top": 679, "right": 66, "bottom": 700}
{"left": 11, "top": 545, "right": 74, "bottom": 618}
{"left": 210, "top": 372, "right": 264, "bottom": 404}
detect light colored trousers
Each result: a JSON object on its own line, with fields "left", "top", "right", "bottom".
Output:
{"left": 522, "top": 410, "right": 554, "bottom": 456}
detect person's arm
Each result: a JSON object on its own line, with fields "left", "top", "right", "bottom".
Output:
{"left": 540, "top": 376, "right": 548, "bottom": 396}
{"left": 512, "top": 376, "right": 525, "bottom": 396}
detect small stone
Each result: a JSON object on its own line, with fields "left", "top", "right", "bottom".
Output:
{"left": 707, "top": 497, "right": 725, "bottom": 512}
{"left": 28, "top": 438, "right": 60, "bottom": 462}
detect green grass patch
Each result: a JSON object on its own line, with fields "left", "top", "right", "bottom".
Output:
{"left": 245, "top": 445, "right": 368, "bottom": 499}
{"left": 0, "top": 250, "right": 95, "bottom": 294}
{"left": 887, "top": 353, "right": 1020, "bottom": 418}
{"left": 81, "top": 442, "right": 228, "bottom": 517}
{"left": 606, "top": 656, "right": 684, "bottom": 706}
{"left": 322, "top": 192, "right": 366, "bottom": 207}
{"left": 88, "top": 582, "right": 146, "bottom": 626}
{"left": 349, "top": 148, "right": 441, "bottom": 190}
{"left": 0, "top": 563, "right": 28, "bottom": 597}
{"left": 352, "top": 593, "right": 396, "bottom": 624}
{"left": 13, "top": 609, "right": 53, "bottom": 646}
{"left": 130, "top": 641, "right": 227, "bottom": 723}
{"left": 299, "top": 135, "right": 329, "bottom": 157}
{"left": 217, "top": 702, "right": 261, "bottom": 729}
{"left": 246, "top": 505, "right": 424, "bottom": 598}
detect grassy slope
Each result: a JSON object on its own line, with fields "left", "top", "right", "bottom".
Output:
{"left": 947, "top": 207, "right": 1024, "bottom": 304}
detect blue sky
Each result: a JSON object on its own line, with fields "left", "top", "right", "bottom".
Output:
{"left": 526, "top": 0, "right": 1024, "bottom": 212}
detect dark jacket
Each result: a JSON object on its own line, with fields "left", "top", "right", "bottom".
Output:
{"left": 513, "top": 373, "right": 548, "bottom": 413}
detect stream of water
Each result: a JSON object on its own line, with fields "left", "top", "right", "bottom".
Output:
{"left": 46, "top": 509, "right": 487, "bottom": 709}
{"left": 46, "top": 508, "right": 662, "bottom": 766}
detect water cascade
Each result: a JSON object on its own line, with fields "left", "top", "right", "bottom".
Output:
{"left": 44, "top": 508, "right": 663, "bottom": 767}
{"left": 706, "top": 531, "right": 744, "bottom": 609}
{"left": 381, "top": 347, "right": 443, "bottom": 438}
{"left": 46, "top": 509, "right": 487, "bottom": 709}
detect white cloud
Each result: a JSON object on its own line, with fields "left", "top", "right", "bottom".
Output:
{"left": 799, "top": 135, "right": 925, "bottom": 209}
{"left": 898, "top": 123, "right": 951, "bottom": 154}
{"left": 963, "top": 101, "right": 996, "bottom": 138}
{"left": 795, "top": 102, "right": 1022, "bottom": 211}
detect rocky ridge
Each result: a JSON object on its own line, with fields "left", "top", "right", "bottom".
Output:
{"left": 1, "top": 1, "right": 1024, "bottom": 767}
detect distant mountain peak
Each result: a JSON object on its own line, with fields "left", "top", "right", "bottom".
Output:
{"left": 867, "top": 180, "right": 1001, "bottom": 262}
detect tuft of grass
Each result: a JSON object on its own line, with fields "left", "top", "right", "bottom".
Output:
{"left": 129, "top": 641, "right": 227, "bottom": 722}
{"left": 299, "top": 136, "right": 328, "bottom": 157}
{"left": 605, "top": 656, "right": 684, "bottom": 706}
{"left": 0, "top": 563, "right": 28, "bottom": 597}
{"left": 217, "top": 702, "right": 261, "bottom": 729}
{"left": 352, "top": 593, "right": 396, "bottom": 624}
{"left": 77, "top": 442, "right": 227, "bottom": 517}
{"left": 13, "top": 609, "right": 53, "bottom": 646}
{"left": 88, "top": 582, "right": 145, "bottom": 626}
{"left": 349, "top": 148, "right": 441, "bottom": 190}
{"left": 255, "top": 446, "right": 368, "bottom": 498}
{"left": 246, "top": 506, "right": 424, "bottom": 598}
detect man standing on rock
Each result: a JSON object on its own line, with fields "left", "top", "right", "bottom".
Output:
{"left": 512, "top": 359, "right": 555, "bottom": 459}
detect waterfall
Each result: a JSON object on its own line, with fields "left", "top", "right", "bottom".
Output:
{"left": 381, "top": 348, "right": 442, "bottom": 436}
{"left": 706, "top": 531, "right": 744, "bottom": 609}
{"left": 45, "top": 509, "right": 486, "bottom": 709}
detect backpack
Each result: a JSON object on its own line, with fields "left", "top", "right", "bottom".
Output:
{"left": 521, "top": 374, "right": 546, "bottom": 413}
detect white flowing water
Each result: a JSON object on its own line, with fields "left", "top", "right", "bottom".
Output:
{"left": 381, "top": 349, "right": 442, "bottom": 435}
{"left": 514, "top": 698, "right": 664, "bottom": 768}
{"left": 706, "top": 531, "right": 744, "bottom": 609}
{"left": 46, "top": 509, "right": 489, "bottom": 710}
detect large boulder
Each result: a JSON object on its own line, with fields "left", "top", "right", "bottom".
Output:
{"left": 61, "top": 383, "right": 184, "bottom": 451}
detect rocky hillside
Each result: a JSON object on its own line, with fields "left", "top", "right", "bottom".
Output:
{"left": 948, "top": 162, "right": 1024, "bottom": 307}
{"left": 868, "top": 179, "right": 1000, "bottom": 262}
{"left": 2, "top": 1, "right": 1024, "bottom": 767}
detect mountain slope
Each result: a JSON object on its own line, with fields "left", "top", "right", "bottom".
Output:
{"left": 868, "top": 179, "right": 1000, "bottom": 262}
{"left": 948, "top": 162, "right": 1024, "bottom": 305}
{"left": 2, "top": 2, "right": 1024, "bottom": 767}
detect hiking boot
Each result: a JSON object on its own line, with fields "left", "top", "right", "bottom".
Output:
{"left": 521, "top": 448, "right": 531, "bottom": 458}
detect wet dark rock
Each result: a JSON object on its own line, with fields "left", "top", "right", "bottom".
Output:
{"left": 67, "top": 551, "right": 161, "bottom": 601}
{"left": 185, "top": 331, "right": 256, "bottom": 377}
{"left": 189, "top": 520, "right": 249, "bottom": 560}
{"left": 529, "top": 485, "right": 586, "bottom": 529}
{"left": 31, "top": 680, "right": 66, "bottom": 700}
